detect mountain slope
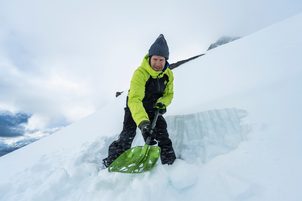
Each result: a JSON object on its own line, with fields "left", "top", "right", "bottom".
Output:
{"left": 1, "top": 13, "right": 302, "bottom": 201}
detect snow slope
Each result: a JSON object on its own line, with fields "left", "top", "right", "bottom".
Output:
{"left": 1, "top": 13, "right": 302, "bottom": 201}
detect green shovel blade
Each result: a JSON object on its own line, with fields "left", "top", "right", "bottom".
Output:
{"left": 108, "top": 145, "right": 160, "bottom": 173}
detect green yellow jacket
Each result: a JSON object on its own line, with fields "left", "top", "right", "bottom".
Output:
{"left": 127, "top": 55, "right": 174, "bottom": 126}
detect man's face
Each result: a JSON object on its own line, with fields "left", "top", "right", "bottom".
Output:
{"left": 150, "top": 55, "right": 166, "bottom": 71}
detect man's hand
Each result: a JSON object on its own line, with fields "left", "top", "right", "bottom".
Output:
{"left": 139, "top": 120, "right": 151, "bottom": 134}
{"left": 154, "top": 102, "right": 166, "bottom": 115}
{"left": 138, "top": 120, "right": 156, "bottom": 145}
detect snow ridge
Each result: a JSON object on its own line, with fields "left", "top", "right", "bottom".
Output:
{"left": 167, "top": 108, "right": 249, "bottom": 163}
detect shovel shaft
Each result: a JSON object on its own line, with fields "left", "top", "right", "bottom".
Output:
{"left": 151, "top": 110, "right": 160, "bottom": 131}
{"left": 146, "top": 109, "right": 160, "bottom": 144}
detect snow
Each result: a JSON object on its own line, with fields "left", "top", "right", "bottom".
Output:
{"left": 1, "top": 13, "right": 302, "bottom": 201}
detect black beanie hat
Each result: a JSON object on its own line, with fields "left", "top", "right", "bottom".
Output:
{"left": 148, "top": 34, "right": 169, "bottom": 60}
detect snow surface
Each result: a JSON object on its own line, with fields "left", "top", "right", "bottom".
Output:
{"left": 1, "top": 13, "right": 302, "bottom": 201}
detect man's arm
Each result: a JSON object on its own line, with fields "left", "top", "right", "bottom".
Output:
{"left": 128, "top": 68, "right": 150, "bottom": 126}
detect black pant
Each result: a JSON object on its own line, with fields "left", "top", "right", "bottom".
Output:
{"left": 104, "top": 107, "right": 176, "bottom": 166}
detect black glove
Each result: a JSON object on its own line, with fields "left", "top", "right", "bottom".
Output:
{"left": 154, "top": 102, "right": 166, "bottom": 115}
{"left": 138, "top": 120, "right": 156, "bottom": 145}
{"left": 139, "top": 120, "right": 151, "bottom": 134}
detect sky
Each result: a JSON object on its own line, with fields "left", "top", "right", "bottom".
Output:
{"left": 0, "top": 11, "right": 302, "bottom": 200}
{"left": 0, "top": 0, "right": 302, "bottom": 129}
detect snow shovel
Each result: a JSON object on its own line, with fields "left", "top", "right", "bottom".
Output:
{"left": 108, "top": 110, "right": 161, "bottom": 173}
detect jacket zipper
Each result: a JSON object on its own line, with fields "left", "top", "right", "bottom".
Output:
{"left": 156, "top": 73, "right": 163, "bottom": 93}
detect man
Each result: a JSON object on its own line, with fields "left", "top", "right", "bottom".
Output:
{"left": 103, "top": 34, "right": 176, "bottom": 168}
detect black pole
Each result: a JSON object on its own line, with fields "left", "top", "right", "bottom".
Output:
{"left": 146, "top": 110, "right": 160, "bottom": 145}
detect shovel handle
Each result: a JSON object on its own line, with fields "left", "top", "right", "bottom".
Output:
{"left": 151, "top": 109, "right": 160, "bottom": 131}
{"left": 146, "top": 109, "right": 160, "bottom": 145}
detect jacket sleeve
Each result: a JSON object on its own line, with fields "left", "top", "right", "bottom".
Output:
{"left": 157, "top": 69, "right": 174, "bottom": 107}
{"left": 127, "top": 68, "right": 150, "bottom": 126}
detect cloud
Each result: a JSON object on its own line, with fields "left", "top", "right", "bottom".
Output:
{"left": 0, "top": 111, "right": 30, "bottom": 137}
{"left": 0, "top": 142, "right": 12, "bottom": 157}
{"left": 0, "top": 136, "right": 38, "bottom": 157}
{"left": 0, "top": 62, "right": 96, "bottom": 128}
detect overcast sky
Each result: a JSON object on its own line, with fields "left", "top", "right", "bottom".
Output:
{"left": 0, "top": 0, "right": 301, "bottom": 129}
